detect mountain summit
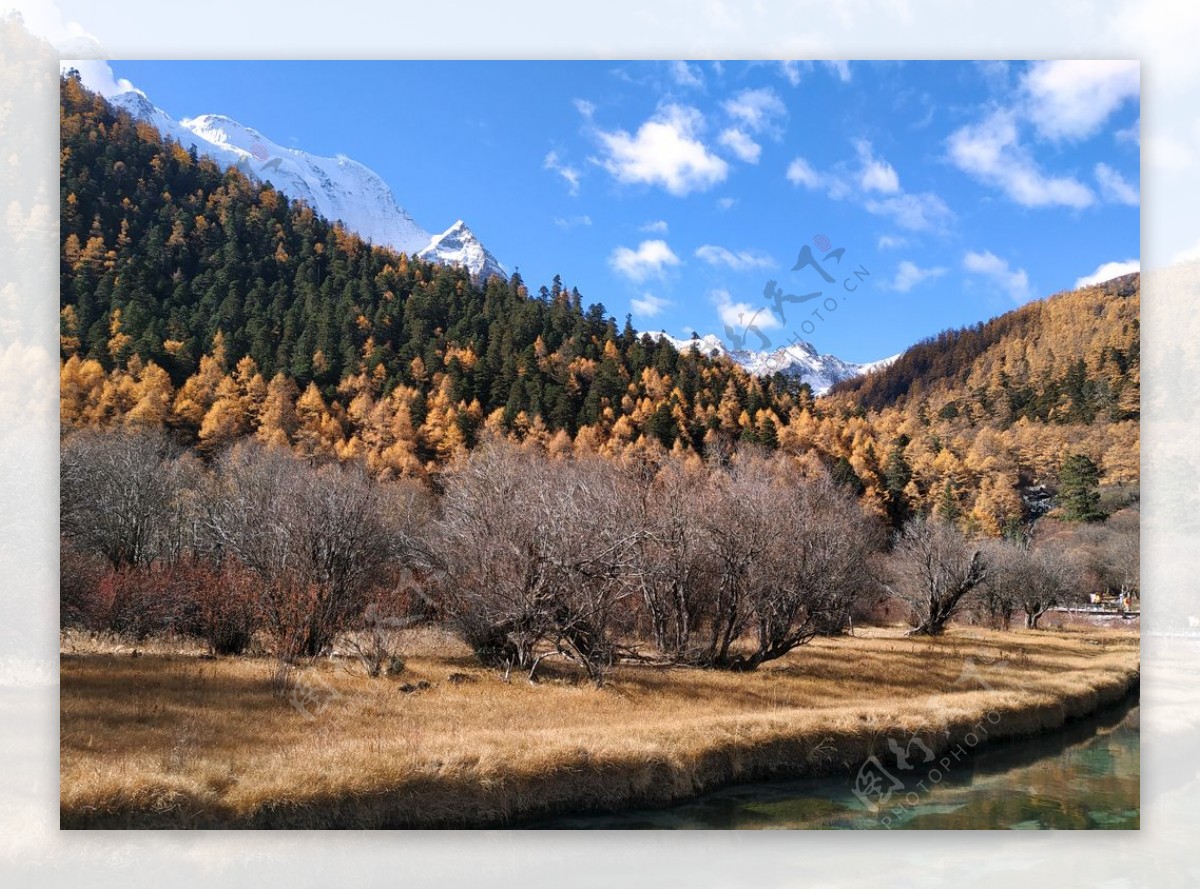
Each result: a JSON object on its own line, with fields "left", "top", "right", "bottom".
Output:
{"left": 107, "top": 91, "right": 505, "bottom": 280}
{"left": 650, "top": 332, "right": 896, "bottom": 395}
{"left": 417, "top": 220, "right": 507, "bottom": 282}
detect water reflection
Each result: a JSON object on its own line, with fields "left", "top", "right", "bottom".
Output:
{"left": 534, "top": 697, "right": 1139, "bottom": 830}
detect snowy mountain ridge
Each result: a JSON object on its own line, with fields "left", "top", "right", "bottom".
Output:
{"left": 649, "top": 331, "right": 898, "bottom": 395}
{"left": 106, "top": 91, "right": 507, "bottom": 280}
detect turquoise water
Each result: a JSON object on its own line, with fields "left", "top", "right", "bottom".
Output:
{"left": 533, "top": 697, "right": 1139, "bottom": 830}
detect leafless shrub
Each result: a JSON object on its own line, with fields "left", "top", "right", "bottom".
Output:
{"left": 60, "top": 537, "right": 108, "bottom": 629}
{"left": 197, "top": 441, "right": 430, "bottom": 660}
{"left": 60, "top": 427, "right": 197, "bottom": 569}
{"left": 343, "top": 603, "right": 412, "bottom": 678}
{"left": 432, "top": 441, "right": 644, "bottom": 684}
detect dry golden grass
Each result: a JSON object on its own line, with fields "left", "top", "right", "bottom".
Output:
{"left": 60, "top": 624, "right": 1139, "bottom": 828}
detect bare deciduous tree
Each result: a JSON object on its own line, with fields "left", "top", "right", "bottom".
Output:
{"left": 198, "top": 442, "right": 428, "bottom": 659}
{"left": 695, "top": 455, "right": 879, "bottom": 669}
{"left": 984, "top": 536, "right": 1080, "bottom": 629}
{"left": 1070, "top": 508, "right": 1140, "bottom": 599}
{"left": 883, "top": 516, "right": 988, "bottom": 635}
{"left": 431, "top": 442, "right": 555, "bottom": 673}
{"left": 60, "top": 428, "right": 195, "bottom": 569}
{"left": 631, "top": 457, "right": 710, "bottom": 657}
{"left": 433, "top": 441, "right": 643, "bottom": 684}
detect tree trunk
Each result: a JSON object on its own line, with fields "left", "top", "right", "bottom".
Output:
{"left": 905, "top": 622, "right": 946, "bottom": 637}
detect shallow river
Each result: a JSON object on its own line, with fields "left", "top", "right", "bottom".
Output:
{"left": 534, "top": 696, "right": 1139, "bottom": 830}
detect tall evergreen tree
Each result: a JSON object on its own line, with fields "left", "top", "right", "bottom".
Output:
{"left": 1058, "top": 453, "right": 1106, "bottom": 522}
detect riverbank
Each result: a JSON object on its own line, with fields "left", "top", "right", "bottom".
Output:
{"left": 60, "top": 626, "right": 1139, "bottom": 829}
{"left": 529, "top": 693, "right": 1140, "bottom": 829}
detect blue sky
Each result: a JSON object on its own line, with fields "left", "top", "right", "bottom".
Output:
{"left": 91, "top": 60, "right": 1139, "bottom": 363}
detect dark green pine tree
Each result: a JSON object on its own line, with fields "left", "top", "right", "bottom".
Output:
{"left": 936, "top": 479, "right": 960, "bottom": 524}
{"left": 883, "top": 438, "right": 913, "bottom": 528}
{"left": 757, "top": 414, "right": 779, "bottom": 450}
{"left": 644, "top": 403, "right": 677, "bottom": 448}
{"left": 1058, "top": 453, "right": 1106, "bottom": 522}
{"left": 830, "top": 455, "right": 865, "bottom": 497}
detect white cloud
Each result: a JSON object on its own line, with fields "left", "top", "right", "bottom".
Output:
{"left": 574, "top": 98, "right": 596, "bottom": 119}
{"left": 1075, "top": 259, "right": 1140, "bottom": 288}
{"left": 61, "top": 59, "right": 141, "bottom": 98}
{"left": 947, "top": 109, "right": 1095, "bottom": 208}
{"left": 669, "top": 61, "right": 704, "bottom": 89}
{"left": 864, "top": 192, "right": 953, "bottom": 232}
{"left": 777, "top": 62, "right": 850, "bottom": 88}
{"left": 878, "top": 234, "right": 909, "bottom": 250}
{"left": 891, "top": 260, "right": 947, "bottom": 292}
{"left": 1094, "top": 162, "right": 1140, "bottom": 205}
{"left": 779, "top": 61, "right": 804, "bottom": 86}
{"left": 640, "top": 219, "right": 669, "bottom": 234}
{"left": 554, "top": 215, "right": 592, "bottom": 229}
{"left": 976, "top": 61, "right": 1012, "bottom": 91}
{"left": 717, "top": 127, "right": 761, "bottom": 164}
{"left": 786, "top": 157, "right": 823, "bottom": 189}
{"left": 824, "top": 61, "right": 852, "bottom": 83}
{"left": 595, "top": 104, "right": 728, "bottom": 196}
{"left": 609, "top": 239, "right": 681, "bottom": 282}
{"left": 1116, "top": 118, "right": 1140, "bottom": 147}
{"left": 694, "top": 245, "right": 775, "bottom": 271}
{"left": 631, "top": 292, "right": 671, "bottom": 317}
{"left": 963, "top": 250, "right": 1032, "bottom": 301}
{"left": 722, "top": 88, "right": 786, "bottom": 135}
{"left": 712, "top": 288, "right": 782, "bottom": 332}
{"left": 854, "top": 139, "right": 900, "bottom": 193}
{"left": 716, "top": 197, "right": 737, "bottom": 211}
{"left": 789, "top": 143, "right": 950, "bottom": 231}
{"left": 543, "top": 150, "right": 581, "bottom": 196}
{"left": 1022, "top": 61, "right": 1140, "bottom": 142}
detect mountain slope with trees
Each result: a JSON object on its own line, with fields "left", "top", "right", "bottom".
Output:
{"left": 822, "top": 273, "right": 1139, "bottom": 532}
{"left": 59, "top": 74, "right": 809, "bottom": 471}
{"left": 60, "top": 72, "right": 1138, "bottom": 534}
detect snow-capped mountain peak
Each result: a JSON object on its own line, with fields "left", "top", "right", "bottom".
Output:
{"left": 178, "top": 114, "right": 273, "bottom": 156}
{"left": 650, "top": 331, "right": 897, "bottom": 395}
{"left": 417, "top": 220, "right": 507, "bottom": 282}
{"left": 106, "top": 90, "right": 505, "bottom": 278}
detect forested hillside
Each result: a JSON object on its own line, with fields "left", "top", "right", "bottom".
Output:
{"left": 60, "top": 72, "right": 1138, "bottom": 534}
{"left": 823, "top": 274, "right": 1139, "bottom": 532}
{"left": 60, "top": 73, "right": 807, "bottom": 472}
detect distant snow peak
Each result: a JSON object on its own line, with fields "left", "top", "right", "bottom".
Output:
{"left": 418, "top": 220, "right": 508, "bottom": 282}
{"left": 108, "top": 90, "right": 504, "bottom": 275}
{"left": 652, "top": 331, "right": 896, "bottom": 395}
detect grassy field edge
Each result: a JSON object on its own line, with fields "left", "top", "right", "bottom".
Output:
{"left": 60, "top": 653, "right": 1139, "bottom": 830}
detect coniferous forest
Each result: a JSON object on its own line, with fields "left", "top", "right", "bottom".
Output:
{"left": 60, "top": 73, "right": 809, "bottom": 473}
